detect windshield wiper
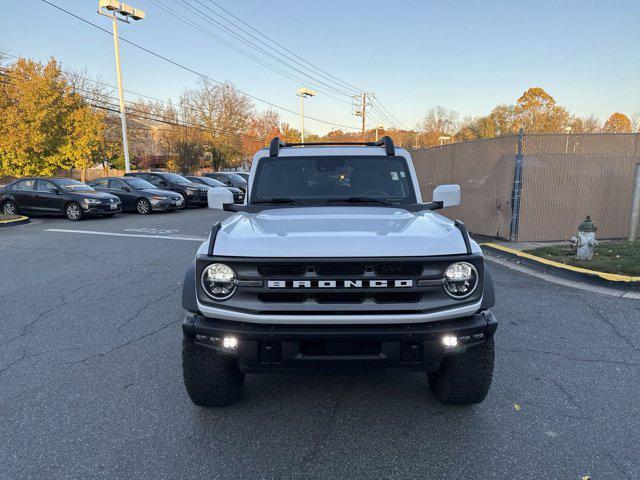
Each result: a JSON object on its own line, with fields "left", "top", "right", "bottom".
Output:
{"left": 325, "top": 197, "right": 392, "bottom": 206}
{"left": 253, "top": 198, "right": 306, "bottom": 206}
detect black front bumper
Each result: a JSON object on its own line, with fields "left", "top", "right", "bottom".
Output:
{"left": 183, "top": 310, "right": 497, "bottom": 373}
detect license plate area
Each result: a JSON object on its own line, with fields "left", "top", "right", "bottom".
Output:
{"left": 110, "top": 204, "right": 118, "bottom": 210}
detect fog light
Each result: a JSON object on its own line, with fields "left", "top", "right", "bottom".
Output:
{"left": 222, "top": 336, "right": 238, "bottom": 349}
{"left": 442, "top": 335, "right": 458, "bottom": 348}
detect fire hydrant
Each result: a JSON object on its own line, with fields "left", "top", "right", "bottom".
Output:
{"left": 570, "top": 215, "right": 598, "bottom": 260}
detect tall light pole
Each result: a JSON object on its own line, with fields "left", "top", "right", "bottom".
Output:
{"left": 564, "top": 126, "right": 572, "bottom": 154}
{"left": 375, "top": 124, "right": 384, "bottom": 141}
{"left": 98, "top": 0, "right": 145, "bottom": 173}
{"left": 439, "top": 135, "right": 451, "bottom": 146}
{"left": 296, "top": 88, "right": 315, "bottom": 143}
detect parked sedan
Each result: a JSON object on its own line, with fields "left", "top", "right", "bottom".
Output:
{"left": 184, "top": 176, "right": 245, "bottom": 204}
{"left": 90, "top": 177, "right": 184, "bottom": 214}
{"left": 0, "top": 178, "right": 121, "bottom": 221}
{"left": 124, "top": 172, "right": 209, "bottom": 207}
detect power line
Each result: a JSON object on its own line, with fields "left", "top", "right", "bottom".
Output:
{"left": 39, "top": 0, "right": 362, "bottom": 131}
{"left": 147, "top": 0, "right": 353, "bottom": 105}
{"left": 372, "top": 98, "right": 409, "bottom": 130}
{"left": 172, "top": 0, "right": 356, "bottom": 98}
{"left": 202, "top": 0, "right": 365, "bottom": 95}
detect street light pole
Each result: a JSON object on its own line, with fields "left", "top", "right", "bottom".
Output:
{"left": 98, "top": 1, "right": 145, "bottom": 173}
{"left": 111, "top": 16, "right": 131, "bottom": 172}
{"left": 296, "top": 87, "right": 315, "bottom": 144}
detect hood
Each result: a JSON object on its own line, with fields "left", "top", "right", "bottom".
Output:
{"left": 212, "top": 206, "right": 472, "bottom": 258}
{"left": 77, "top": 191, "right": 119, "bottom": 200}
{"left": 140, "top": 188, "right": 179, "bottom": 197}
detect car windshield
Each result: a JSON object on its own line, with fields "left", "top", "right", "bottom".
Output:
{"left": 197, "top": 177, "right": 225, "bottom": 187}
{"left": 161, "top": 173, "right": 192, "bottom": 184}
{"left": 222, "top": 173, "right": 248, "bottom": 185}
{"left": 127, "top": 178, "right": 156, "bottom": 190}
{"left": 251, "top": 156, "right": 416, "bottom": 205}
{"left": 56, "top": 179, "right": 95, "bottom": 192}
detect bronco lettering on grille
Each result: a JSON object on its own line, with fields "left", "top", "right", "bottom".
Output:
{"left": 267, "top": 280, "right": 413, "bottom": 289}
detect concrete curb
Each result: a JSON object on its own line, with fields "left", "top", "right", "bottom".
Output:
{"left": 0, "top": 215, "right": 30, "bottom": 228}
{"left": 482, "top": 242, "right": 640, "bottom": 292}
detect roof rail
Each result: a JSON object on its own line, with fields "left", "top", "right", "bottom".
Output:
{"left": 268, "top": 135, "right": 395, "bottom": 157}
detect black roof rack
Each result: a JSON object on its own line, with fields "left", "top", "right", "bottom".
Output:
{"left": 268, "top": 136, "right": 395, "bottom": 157}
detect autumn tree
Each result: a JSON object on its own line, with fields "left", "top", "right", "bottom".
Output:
{"left": 242, "top": 109, "right": 280, "bottom": 159}
{"left": 418, "top": 106, "right": 459, "bottom": 146}
{"left": 569, "top": 114, "right": 601, "bottom": 133}
{"left": 0, "top": 58, "right": 107, "bottom": 177}
{"left": 513, "top": 87, "right": 569, "bottom": 133}
{"left": 603, "top": 112, "right": 632, "bottom": 133}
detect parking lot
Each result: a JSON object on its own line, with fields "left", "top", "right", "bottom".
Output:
{"left": 1, "top": 208, "right": 639, "bottom": 479}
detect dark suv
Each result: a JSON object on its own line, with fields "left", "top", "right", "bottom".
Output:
{"left": 204, "top": 172, "right": 247, "bottom": 192}
{"left": 124, "top": 172, "right": 208, "bottom": 207}
{"left": 1, "top": 178, "right": 121, "bottom": 220}
{"left": 185, "top": 176, "right": 245, "bottom": 204}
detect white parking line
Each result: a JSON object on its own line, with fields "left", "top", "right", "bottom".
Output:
{"left": 45, "top": 229, "right": 206, "bottom": 242}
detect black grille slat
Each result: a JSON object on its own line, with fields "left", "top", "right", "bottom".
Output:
{"left": 373, "top": 263, "right": 423, "bottom": 276}
{"left": 315, "top": 264, "right": 366, "bottom": 276}
{"left": 258, "top": 293, "right": 307, "bottom": 303}
{"left": 257, "top": 265, "right": 307, "bottom": 276}
{"left": 373, "top": 292, "right": 423, "bottom": 303}
{"left": 314, "top": 293, "right": 366, "bottom": 304}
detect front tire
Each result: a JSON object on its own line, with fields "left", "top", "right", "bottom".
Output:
{"left": 428, "top": 339, "right": 494, "bottom": 405}
{"left": 2, "top": 200, "right": 17, "bottom": 216}
{"left": 65, "top": 202, "right": 83, "bottom": 221}
{"left": 182, "top": 337, "right": 244, "bottom": 407}
{"left": 178, "top": 192, "right": 188, "bottom": 209}
{"left": 136, "top": 198, "right": 151, "bottom": 215}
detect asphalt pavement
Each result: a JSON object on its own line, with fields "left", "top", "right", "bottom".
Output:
{"left": 1, "top": 208, "right": 639, "bottom": 480}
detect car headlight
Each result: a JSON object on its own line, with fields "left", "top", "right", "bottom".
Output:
{"left": 443, "top": 262, "right": 478, "bottom": 299}
{"left": 201, "top": 263, "right": 237, "bottom": 300}
{"left": 152, "top": 195, "right": 167, "bottom": 200}
{"left": 83, "top": 198, "right": 101, "bottom": 204}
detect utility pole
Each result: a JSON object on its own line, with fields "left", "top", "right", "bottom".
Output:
{"left": 630, "top": 163, "right": 640, "bottom": 241}
{"left": 98, "top": 0, "right": 145, "bottom": 173}
{"left": 353, "top": 92, "right": 373, "bottom": 142}
{"left": 296, "top": 87, "right": 315, "bottom": 144}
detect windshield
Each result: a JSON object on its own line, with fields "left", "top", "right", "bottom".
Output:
{"left": 126, "top": 178, "right": 156, "bottom": 190}
{"left": 56, "top": 179, "right": 95, "bottom": 192}
{"left": 196, "top": 177, "right": 226, "bottom": 187}
{"left": 162, "top": 173, "right": 192, "bottom": 184}
{"left": 251, "top": 156, "right": 416, "bottom": 205}
{"left": 223, "top": 173, "right": 248, "bottom": 185}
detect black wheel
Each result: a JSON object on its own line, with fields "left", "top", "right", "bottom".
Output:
{"left": 65, "top": 202, "right": 83, "bottom": 221}
{"left": 2, "top": 200, "right": 17, "bottom": 216}
{"left": 178, "top": 192, "right": 188, "bottom": 209}
{"left": 182, "top": 337, "right": 244, "bottom": 407}
{"left": 428, "top": 339, "right": 494, "bottom": 405}
{"left": 136, "top": 198, "right": 151, "bottom": 215}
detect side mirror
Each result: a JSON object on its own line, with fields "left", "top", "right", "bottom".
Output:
{"left": 208, "top": 188, "right": 234, "bottom": 210}
{"left": 49, "top": 187, "right": 60, "bottom": 194}
{"left": 432, "top": 184, "right": 460, "bottom": 208}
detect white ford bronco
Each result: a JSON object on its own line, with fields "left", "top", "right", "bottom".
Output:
{"left": 181, "top": 137, "right": 497, "bottom": 407}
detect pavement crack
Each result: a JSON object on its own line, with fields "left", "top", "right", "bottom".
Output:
{"left": 580, "top": 299, "right": 639, "bottom": 353}
{"left": 298, "top": 374, "right": 357, "bottom": 470}
{"left": 497, "top": 346, "right": 640, "bottom": 367}
{"left": 60, "top": 319, "right": 180, "bottom": 366}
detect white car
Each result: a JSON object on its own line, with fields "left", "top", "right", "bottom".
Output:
{"left": 183, "top": 137, "right": 497, "bottom": 407}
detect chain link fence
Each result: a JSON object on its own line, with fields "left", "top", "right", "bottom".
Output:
{"left": 411, "top": 133, "right": 640, "bottom": 242}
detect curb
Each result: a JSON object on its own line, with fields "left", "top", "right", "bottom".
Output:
{"left": 481, "top": 242, "right": 640, "bottom": 291}
{"left": 0, "top": 215, "right": 30, "bottom": 228}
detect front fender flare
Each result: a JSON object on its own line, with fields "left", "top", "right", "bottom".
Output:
{"left": 481, "top": 264, "right": 495, "bottom": 309}
{"left": 181, "top": 261, "right": 200, "bottom": 313}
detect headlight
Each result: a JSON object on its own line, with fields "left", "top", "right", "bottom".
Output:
{"left": 443, "top": 262, "right": 478, "bottom": 299}
{"left": 152, "top": 195, "right": 167, "bottom": 200}
{"left": 83, "top": 198, "right": 101, "bottom": 204}
{"left": 201, "top": 263, "right": 237, "bottom": 300}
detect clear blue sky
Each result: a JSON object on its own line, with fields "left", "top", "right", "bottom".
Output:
{"left": 3, "top": 0, "right": 639, "bottom": 134}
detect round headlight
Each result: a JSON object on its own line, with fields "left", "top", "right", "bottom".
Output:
{"left": 201, "top": 263, "right": 237, "bottom": 300}
{"left": 443, "top": 262, "right": 478, "bottom": 299}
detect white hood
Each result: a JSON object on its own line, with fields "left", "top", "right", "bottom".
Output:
{"left": 210, "top": 206, "right": 478, "bottom": 258}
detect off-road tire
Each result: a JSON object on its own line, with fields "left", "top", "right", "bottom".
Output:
{"left": 428, "top": 339, "right": 494, "bottom": 405}
{"left": 136, "top": 198, "right": 151, "bottom": 215}
{"left": 182, "top": 337, "right": 244, "bottom": 407}
{"left": 65, "top": 202, "right": 83, "bottom": 221}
